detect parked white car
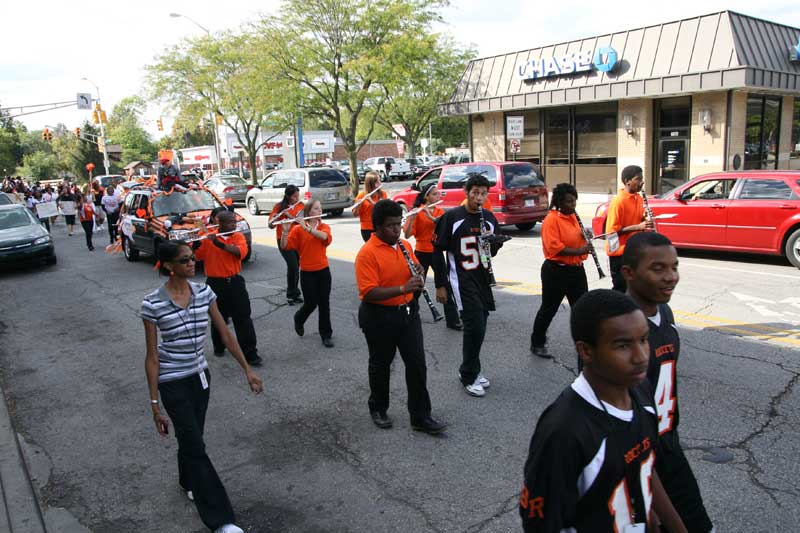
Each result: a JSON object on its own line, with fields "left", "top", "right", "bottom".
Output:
{"left": 363, "top": 157, "right": 411, "bottom": 181}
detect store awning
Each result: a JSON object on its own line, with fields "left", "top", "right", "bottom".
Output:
{"left": 440, "top": 11, "right": 800, "bottom": 116}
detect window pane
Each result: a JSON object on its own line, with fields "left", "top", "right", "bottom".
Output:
{"left": 763, "top": 97, "right": 781, "bottom": 169}
{"left": 744, "top": 96, "right": 764, "bottom": 170}
{"left": 505, "top": 110, "right": 540, "bottom": 164}
{"left": 441, "top": 165, "right": 497, "bottom": 189}
{"left": 684, "top": 179, "right": 736, "bottom": 200}
{"left": 502, "top": 163, "right": 544, "bottom": 189}
{"left": 309, "top": 169, "right": 347, "bottom": 188}
{"left": 545, "top": 109, "right": 569, "bottom": 165}
{"left": 739, "top": 179, "right": 793, "bottom": 200}
{"left": 575, "top": 102, "right": 618, "bottom": 194}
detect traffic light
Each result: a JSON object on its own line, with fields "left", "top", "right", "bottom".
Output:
{"left": 92, "top": 111, "right": 100, "bottom": 124}
{"left": 157, "top": 118, "right": 164, "bottom": 131}
{"left": 97, "top": 137, "right": 105, "bottom": 151}
{"left": 215, "top": 114, "right": 223, "bottom": 126}
{"left": 100, "top": 110, "right": 107, "bottom": 124}
{"left": 42, "top": 128, "right": 53, "bottom": 142}
{"left": 74, "top": 127, "right": 81, "bottom": 138}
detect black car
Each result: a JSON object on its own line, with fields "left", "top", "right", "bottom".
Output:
{"left": 406, "top": 158, "right": 430, "bottom": 177}
{"left": 0, "top": 204, "right": 56, "bottom": 266}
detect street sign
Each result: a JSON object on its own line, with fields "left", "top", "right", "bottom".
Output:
{"left": 420, "top": 138, "right": 429, "bottom": 149}
{"left": 76, "top": 93, "right": 92, "bottom": 110}
{"left": 392, "top": 123, "right": 406, "bottom": 138}
{"left": 507, "top": 116, "right": 524, "bottom": 140}
{"left": 395, "top": 139, "right": 405, "bottom": 156}
{"left": 510, "top": 139, "right": 521, "bottom": 153}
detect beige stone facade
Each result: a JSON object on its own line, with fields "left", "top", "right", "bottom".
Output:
{"left": 470, "top": 112, "right": 505, "bottom": 162}
{"left": 779, "top": 95, "right": 795, "bottom": 170}
{"left": 689, "top": 91, "right": 728, "bottom": 179}
{"left": 617, "top": 99, "right": 653, "bottom": 189}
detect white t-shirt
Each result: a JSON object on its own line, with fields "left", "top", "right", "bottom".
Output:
{"left": 102, "top": 193, "right": 120, "bottom": 213}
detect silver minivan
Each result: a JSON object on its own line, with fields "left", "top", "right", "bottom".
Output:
{"left": 246, "top": 168, "right": 352, "bottom": 216}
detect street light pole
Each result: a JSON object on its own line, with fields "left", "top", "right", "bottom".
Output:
{"left": 81, "top": 78, "right": 110, "bottom": 176}
{"left": 169, "top": 12, "right": 222, "bottom": 174}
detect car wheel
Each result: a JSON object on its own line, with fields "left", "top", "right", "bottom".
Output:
{"left": 247, "top": 197, "right": 261, "bottom": 215}
{"left": 785, "top": 227, "right": 800, "bottom": 269}
{"left": 243, "top": 247, "right": 252, "bottom": 262}
{"left": 123, "top": 236, "right": 139, "bottom": 262}
{"left": 45, "top": 255, "right": 57, "bottom": 265}
{"left": 516, "top": 223, "right": 536, "bottom": 232}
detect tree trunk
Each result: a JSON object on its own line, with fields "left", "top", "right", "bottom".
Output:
{"left": 406, "top": 135, "right": 417, "bottom": 159}
{"left": 348, "top": 148, "right": 359, "bottom": 197}
{"left": 248, "top": 150, "right": 258, "bottom": 186}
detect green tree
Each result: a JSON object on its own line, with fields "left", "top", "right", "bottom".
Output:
{"left": 430, "top": 115, "right": 468, "bottom": 152}
{"left": 376, "top": 35, "right": 474, "bottom": 159}
{"left": 146, "top": 32, "right": 296, "bottom": 184}
{"left": 0, "top": 129, "right": 17, "bottom": 175}
{"left": 18, "top": 151, "right": 59, "bottom": 180}
{"left": 255, "top": 0, "right": 445, "bottom": 194}
{"left": 106, "top": 96, "right": 158, "bottom": 165}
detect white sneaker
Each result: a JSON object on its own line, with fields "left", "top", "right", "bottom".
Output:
{"left": 477, "top": 374, "right": 490, "bottom": 388}
{"left": 215, "top": 525, "right": 244, "bottom": 533}
{"left": 185, "top": 490, "right": 194, "bottom": 501}
{"left": 464, "top": 379, "right": 485, "bottom": 397}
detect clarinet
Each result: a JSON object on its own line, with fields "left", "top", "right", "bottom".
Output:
{"left": 478, "top": 207, "right": 497, "bottom": 287}
{"left": 397, "top": 241, "right": 444, "bottom": 322}
{"left": 574, "top": 212, "right": 606, "bottom": 279}
{"left": 641, "top": 185, "right": 657, "bottom": 232}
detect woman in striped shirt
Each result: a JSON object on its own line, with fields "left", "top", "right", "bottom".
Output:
{"left": 142, "top": 241, "right": 263, "bottom": 533}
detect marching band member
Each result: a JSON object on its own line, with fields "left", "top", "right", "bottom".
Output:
{"left": 281, "top": 200, "right": 334, "bottom": 348}
{"left": 354, "top": 199, "right": 446, "bottom": 434}
{"left": 269, "top": 185, "right": 305, "bottom": 305}
{"left": 142, "top": 240, "right": 262, "bottom": 533}
{"left": 403, "top": 183, "right": 461, "bottom": 329}
{"left": 352, "top": 171, "right": 388, "bottom": 242}
{"left": 194, "top": 211, "right": 262, "bottom": 367}
{"left": 529, "top": 183, "right": 590, "bottom": 359}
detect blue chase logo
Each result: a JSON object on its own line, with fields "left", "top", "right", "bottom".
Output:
{"left": 791, "top": 36, "right": 800, "bottom": 63}
{"left": 517, "top": 46, "right": 619, "bottom": 80}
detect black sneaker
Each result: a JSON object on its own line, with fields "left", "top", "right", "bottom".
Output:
{"left": 292, "top": 296, "right": 304, "bottom": 304}
{"left": 247, "top": 355, "right": 263, "bottom": 367}
{"left": 411, "top": 416, "right": 447, "bottom": 435}
{"left": 213, "top": 349, "right": 225, "bottom": 357}
{"left": 530, "top": 345, "right": 553, "bottom": 359}
{"left": 322, "top": 337, "right": 334, "bottom": 348}
{"left": 370, "top": 410, "right": 392, "bottom": 429}
{"left": 294, "top": 317, "right": 304, "bottom": 337}
{"left": 446, "top": 321, "right": 464, "bottom": 331}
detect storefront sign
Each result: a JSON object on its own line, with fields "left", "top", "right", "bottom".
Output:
{"left": 516, "top": 46, "right": 618, "bottom": 80}
{"left": 790, "top": 37, "right": 800, "bottom": 62}
{"left": 507, "top": 116, "right": 524, "bottom": 139}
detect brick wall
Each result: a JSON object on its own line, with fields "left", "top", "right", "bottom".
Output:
{"left": 689, "top": 91, "right": 728, "bottom": 178}
{"left": 470, "top": 112, "right": 505, "bottom": 161}
{"left": 617, "top": 99, "right": 653, "bottom": 190}
{"left": 726, "top": 90, "right": 747, "bottom": 170}
{"left": 332, "top": 142, "right": 399, "bottom": 161}
{"left": 778, "top": 95, "right": 795, "bottom": 170}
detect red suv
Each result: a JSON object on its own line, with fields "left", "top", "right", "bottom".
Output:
{"left": 391, "top": 162, "right": 549, "bottom": 231}
{"left": 592, "top": 171, "right": 800, "bottom": 268}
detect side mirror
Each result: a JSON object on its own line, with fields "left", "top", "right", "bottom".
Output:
{"left": 256, "top": 185, "right": 263, "bottom": 190}
{"left": 411, "top": 182, "right": 419, "bottom": 191}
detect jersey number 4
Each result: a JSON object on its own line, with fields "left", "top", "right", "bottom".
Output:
{"left": 608, "top": 452, "right": 654, "bottom": 532}
{"left": 459, "top": 236, "right": 480, "bottom": 270}
{"left": 654, "top": 360, "right": 676, "bottom": 435}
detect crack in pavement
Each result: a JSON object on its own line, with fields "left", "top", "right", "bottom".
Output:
{"left": 463, "top": 493, "right": 519, "bottom": 532}
{"left": 691, "top": 288, "right": 728, "bottom": 316}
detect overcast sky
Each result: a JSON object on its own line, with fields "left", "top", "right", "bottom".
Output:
{"left": 1, "top": 0, "right": 798, "bottom": 139}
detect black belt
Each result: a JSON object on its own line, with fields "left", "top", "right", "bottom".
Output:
{"left": 363, "top": 300, "right": 419, "bottom": 315}
{"left": 207, "top": 274, "right": 241, "bottom": 283}
{"left": 545, "top": 259, "right": 584, "bottom": 269}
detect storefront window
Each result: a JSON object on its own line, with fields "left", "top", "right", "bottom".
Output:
{"left": 655, "top": 97, "right": 691, "bottom": 193}
{"left": 574, "top": 102, "right": 617, "bottom": 193}
{"left": 544, "top": 108, "right": 571, "bottom": 184}
{"left": 505, "top": 110, "right": 540, "bottom": 164}
{"left": 744, "top": 95, "right": 781, "bottom": 170}
{"left": 790, "top": 99, "right": 800, "bottom": 170}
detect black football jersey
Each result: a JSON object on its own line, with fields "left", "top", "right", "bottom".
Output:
{"left": 433, "top": 206, "right": 501, "bottom": 312}
{"left": 646, "top": 304, "right": 680, "bottom": 440}
{"left": 520, "top": 376, "right": 659, "bottom": 532}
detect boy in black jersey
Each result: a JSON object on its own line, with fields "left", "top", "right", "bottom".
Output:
{"left": 623, "top": 232, "right": 714, "bottom": 533}
{"left": 520, "top": 289, "right": 686, "bottom": 533}
{"left": 433, "top": 174, "right": 504, "bottom": 397}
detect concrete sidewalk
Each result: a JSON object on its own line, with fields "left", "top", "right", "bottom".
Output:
{"left": 0, "top": 382, "right": 46, "bottom": 532}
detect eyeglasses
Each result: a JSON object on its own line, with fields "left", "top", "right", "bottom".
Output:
{"left": 176, "top": 256, "right": 196, "bottom": 265}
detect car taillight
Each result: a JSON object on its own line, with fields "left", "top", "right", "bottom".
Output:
{"left": 304, "top": 191, "right": 312, "bottom": 200}
{"left": 246, "top": 185, "right": 253, "bottom": 190}
{"left": 223, "top": 187, "right": 235, "bottom": 192}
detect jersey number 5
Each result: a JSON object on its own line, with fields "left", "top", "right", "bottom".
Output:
{"left": 460, "top": 237, "right": 480, "bottom": 270}
{"left": 654, "top": 360, "right": 676, "bottom": 435}
{"left": 608, "top": 452, "right": 654, "bottom": 532}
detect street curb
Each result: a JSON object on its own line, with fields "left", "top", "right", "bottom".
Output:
{"left": 0, "top": 383, "right": 47, "bottom": 532}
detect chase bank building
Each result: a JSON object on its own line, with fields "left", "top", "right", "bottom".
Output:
{"left": 441, "top": 11, "right": 800, "bottom": 199}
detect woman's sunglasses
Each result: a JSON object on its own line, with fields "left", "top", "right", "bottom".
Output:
{"left": 176, "top": 255, "right": 197, "bottom": 265}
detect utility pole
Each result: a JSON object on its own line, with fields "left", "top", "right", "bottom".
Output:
{"left": 82, "top": 78, "right": 110, "bottom": 175}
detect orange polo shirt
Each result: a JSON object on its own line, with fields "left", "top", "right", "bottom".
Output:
{"left": 195, "top": 232, "right": 248, "bottom": 277}
{"left": 541, "top": 210, "right": 588, "bottom": 266}
{"left": 354, "top": 189, "right": 388, "bottom": 231}
{"left": 355, "top": 235, "right": 417, "bottom": 306}
{"left": 605, "top": 188, "right": 645, "bottom": 256}
{"left": 408, "top": 206, "right": 444, "bottom": 253}
{"left": 270, "top": 202, "right": 305, "bottom": 243}
{"left": 284, "top": 222, "right": 332, "bottom": 272}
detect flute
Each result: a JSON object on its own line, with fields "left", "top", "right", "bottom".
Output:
{"left": 574, "top": 212, "right": 606, "bottom": 279}
{"left": 280, "top": 213, "right": 328, "bottom": 225}
{"left": 351, "top": 185, "right": 384, "bottom": 209}
{"left": 397, "top": 241, "right": 443, "bottom": 322}
{"left": 184, "top": 229, "right": 242, "bottom": 243}
{"left": 641, "top": 185, "right": 657, "bottom": 231}
{"left": 269, "top": 201, "right": 301, "bottom": 226}
{"left": 401, "top": 200, "right": 444, "bottom": 225}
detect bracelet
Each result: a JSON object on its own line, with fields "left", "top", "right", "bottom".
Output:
{"left": 150, "top": 399, "right": 159, "bottom": 405}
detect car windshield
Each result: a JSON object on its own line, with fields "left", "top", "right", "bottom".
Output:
{"left": 0, "top": 194, "right": 12, "bottom": 205}
{"left": 152, "top": 190, "right": 219, "bottom": 216}
{"left": 443, "top": 165, "right": 498, "bottom": 186}
{"left": 0, "top": 208, "right": 36, "bottom": 230}
{"left": 220, "top": 177, "right": 247, "bottom": 187}
{"left": 309, "top": 169, "right": 348, "bottom": 188}
{"left": 502, "top": 164, "right": 544, "bottom": 189}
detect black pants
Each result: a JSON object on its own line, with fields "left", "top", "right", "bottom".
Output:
{"left": 39, "top": 218, "right": 50, "bottom": 232}
{"left": 459, "top": 305, "right": 489, "bottom": 386}
{"left": 609, "top": 255, "right": 627, "bottom": 293}
{"left": 360, "top": 229, "right": 374, "bottom": 242}
{"left": 657, "top": 432, "right": 714, "bottom": 532}
{"left": 279, "top": 247, "right": 301, "bottom": 300}
{"left": 106, "top": 210, "right": 119, "bottom": 243}
{"left": 159, "top": 371, "right": 235, "bottom": 530}
{"left": 80, "top": 220, "right": 94, "bottom": 249}
{"left": 207, "top": 275, "right": 259, "bottom": 361}
{"left": 530, "top": 261, "right": 588, "bottom": 348}
{"left": 359, "top": 301, "right": 432, "bottom": 421}
{"left": 415, "top": 251, "right": 460, "bottom": 326}
{"left": 296, "top": 267, "right": 333, "bottom": 339}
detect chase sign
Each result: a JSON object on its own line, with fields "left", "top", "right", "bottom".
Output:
{"left": 516, "top": 46, "right": 618, "bottom": 80}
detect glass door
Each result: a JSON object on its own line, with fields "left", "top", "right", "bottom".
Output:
{"left": 657, "top": 139, "right": 688, "bottom": 194}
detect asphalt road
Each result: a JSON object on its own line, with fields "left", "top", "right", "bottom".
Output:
{"left": 0, "top": 192, "right": 798, "bottom": 532}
